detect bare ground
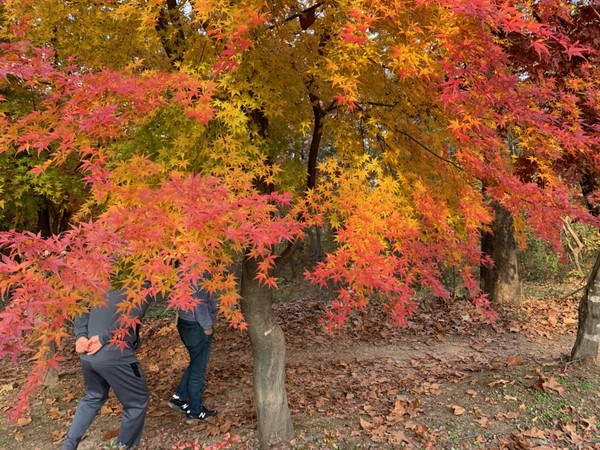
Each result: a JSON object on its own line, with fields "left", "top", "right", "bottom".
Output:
{"left": 1, "top": 289, "right": 599, "bottom": 449}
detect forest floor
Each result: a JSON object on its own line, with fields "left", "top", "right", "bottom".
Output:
{"left": 1, "top": 280, "right": 600, "bottom": 449}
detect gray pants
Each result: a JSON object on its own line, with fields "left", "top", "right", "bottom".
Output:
{"left": 62, "top": 359, "right": 149, "bottom": 450}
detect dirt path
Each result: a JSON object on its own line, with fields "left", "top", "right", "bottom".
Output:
{"left": 1, "top": 297, "right": 598, "bottom": 449}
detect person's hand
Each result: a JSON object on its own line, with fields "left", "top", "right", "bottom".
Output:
{"left": 86, "top": 335, "right": 102, "bottom": 355}
{"left": 75, "top": 337, "right": 89, "bottom": 354}
{"left": 204, "top": 328, "right": 213, "bottom": 336}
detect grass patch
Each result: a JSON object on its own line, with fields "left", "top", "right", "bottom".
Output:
{"left": 144, "top": 301, "right": 176, "bottom": 320}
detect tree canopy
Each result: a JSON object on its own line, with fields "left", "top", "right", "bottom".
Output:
{"left": 0, "top": 0, "right": 599, "bottom": 422}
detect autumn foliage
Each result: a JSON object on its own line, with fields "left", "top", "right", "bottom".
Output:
{"left": 0, "top": 0, "right": 599, "bottom": 421}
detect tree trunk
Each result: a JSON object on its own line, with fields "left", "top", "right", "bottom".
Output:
{"left": 570, "top": 251, "right": 600, "bottom": 362}
{"left": 307, "top": 226, "right": 323, "bottom": 263}
{"left": 43, "top": 342, "right": 59, "bottom": 387}
{"left": 37, "top": 202, "right": 60, "bottom": 386}
{"left": 480, "top": 201, "right": 521, "bottom": 305}
{"left": 240, "top": 256, "right": 294, "bottom": 447}
{"left": 37, "top": 205, "right": 52, "bottom": 238}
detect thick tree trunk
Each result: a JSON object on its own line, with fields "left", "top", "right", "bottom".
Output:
{"left": 480, "top": 201, "right": 521, "bottom": 305}
{"left": 240, "top": 256, "right": 294, "bottom": 447}
{"left": 570, "top": 251, "right": 600, "bottom": 362}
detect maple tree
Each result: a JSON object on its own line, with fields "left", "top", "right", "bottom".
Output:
{"left": 0, "top": 75, "right": 85, "bottom": 236}
{"left": 497, "top": 2, "right": 600, "bottom": 360}
{"left": 0, "top": 0, "right": 599, "bottom": 446}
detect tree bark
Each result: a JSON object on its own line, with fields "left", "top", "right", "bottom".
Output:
{"left": 307, "top": 226, "right": 323, "bottom": 263}
{"left": 155, "top": 0, "right": 186, "bottom": 65}
{"left": 570, "top": 251, "right": 600, "bottom": 362}
{"left": 37, "top": 205, "right": 52, "bottom": 238}
{"left": 43, "top": 342, "right": 59, "bottom": 387}
{"left": 240, "top": 256, "right": 294, "bottom": 447}
{"left": 480, "top": 201, "right": 521, "bottom": 305}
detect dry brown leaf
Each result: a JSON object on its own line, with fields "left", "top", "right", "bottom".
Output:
{"left": 506, "top": 355, "right": 524, "bottom": 366}
{"left": 564, "top": 422, "right": 583, "bottom": 444}
{"left": 219, "top": 419, "right": 232, "bottom": 433}
{"left": 387, "top": 400, "right": 407, "bottom": 423}
{"left": 581, "top": 416, "right": 597, "bottom": 431}
{"left": 505, "top": 411, "right": 520, "bottom": 419}
{"left": 543, "top": 377, "right": 565, "bottom": 395}
{"left": 449, "top": 405, "right": 466, "bottom": 416}
{"left": 391, "top": 400, "right": 406, "bottom": 415}
{"left": 522, "top": 428, "right": 546, "bottom": 439}
{"left": 62, "top": 392, "right": 76, "bottom": 403}
{"left": 509, "top": 432, "right": 533, "bottom": 448}
{"left": 103, "top": 429, "right": 119, "bottom": 441}
{"left": 488, "top": 379, "right": 510, "bottom": 387}
{"left": 389, "top": 430, "right": 410, "bottom": 445}
{"left": 16, "top": 417, "right": 32, "bottom": 427}
{"left": 51, "top": 429, "right": 67, "bottom": 443}
{"left": 476, "top": 417, "right": 491, "bottom": 428}
{"left": 360, "top": 417, "right": 373, "bottom": 430}
{"left": 406, "top": 398, "right": 422, "bottom": 417}
{"left": 466, "top": 389, "right": 478, "bottom": 397}
{"left": 47, "top": 406, "right": 62, "bottom": 420}
{"left": 413, "top": 424, "right": 429, "bottom": 437}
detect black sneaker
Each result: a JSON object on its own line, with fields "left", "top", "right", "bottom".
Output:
{"left": 167, "top": 396, "right": 188, "bottom": 415}
{"left": 185, "top": 406, "right": 218, "bottom": 424}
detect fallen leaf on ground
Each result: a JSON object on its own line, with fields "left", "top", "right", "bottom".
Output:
{"left": 506, "top": 356, "right": 524, "bottom": 366}
{"left": 522, "top": 427, "right": 546, "bottom": 438}
{"left": 449, "top": 405, "right": 465, "bottom": 415}
{"left": 543, "top": 377, "right": 565, "bottom": 395}
{"left": 16, "top": 417, "right": 32, "bottom": 426}
{"left": 360, "top": 417, "right": 373, "bottom": 430}
{"left": 476, "top": 417, "right": 491, "bottom": 428}
{"left": 103, "top": 429, "right": 119, "bottom": 441}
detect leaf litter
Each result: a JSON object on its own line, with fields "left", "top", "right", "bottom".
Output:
{"left": 0, "top": 292, "right": 599, "bottom": 449}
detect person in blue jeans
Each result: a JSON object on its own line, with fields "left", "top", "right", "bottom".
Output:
{"left": 168, "top": 282, "right": 218, "bottom": 423}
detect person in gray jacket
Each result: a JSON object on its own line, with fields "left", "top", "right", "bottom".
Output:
{"left": 62, "top": 289, "right": 152, "bottom": 450}
{"left": 167, "top": 282, "right": 218, "bottom": 423}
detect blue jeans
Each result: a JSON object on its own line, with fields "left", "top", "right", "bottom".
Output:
{"left": 175, "top": 318, "right": 213, "bottom": 415}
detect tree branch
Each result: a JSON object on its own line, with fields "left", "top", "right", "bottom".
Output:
{"left": 393, "top": 129, "right": 464, "bottom": 171}
{"left": 155, "top": 0, "right": 186, "bottom": 66}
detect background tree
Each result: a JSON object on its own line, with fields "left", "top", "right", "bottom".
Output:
{"left": 0, "top": 0, "right": 599, "bottom": 446}
{"left": 480, "top": 200, "right": 522, "bottom": 305}
{"left": 498, "top": 2, "right": 600, "bottom": 360}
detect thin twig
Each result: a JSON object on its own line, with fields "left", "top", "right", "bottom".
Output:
{"left": 394, "top": 129, "right": 464, "bottom": 171}
{"left": 560, "top": 284, "right": 586, "bottom": 301}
